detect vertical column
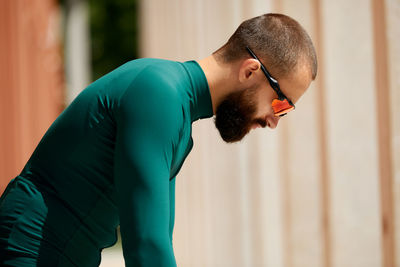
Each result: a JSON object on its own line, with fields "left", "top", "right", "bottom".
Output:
{"left": 385, "top": 1, "right": 400, "bottom": 266}
{"left": 313, "top": 0, "right": 332, "bottom": 266}
{"left": 321, "top": 0, "right": 382, "bottom": 266}
{"left": 0, "top": 0, "right": 64, "bottom": 194}
{"left": 65, "top": 0, "right": 91, "bottom": 104}
{"left": 372, "top": 0, "right": 396, "bottom": 267}
{"left": 0, "top": 1, "right": 19, "bottom": 190}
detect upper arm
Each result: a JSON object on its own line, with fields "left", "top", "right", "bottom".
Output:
{"left": 113, "top": 75, "right": 181, "bottom": 266}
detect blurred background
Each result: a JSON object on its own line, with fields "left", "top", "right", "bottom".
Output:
{"left": 0, "top": 0, "right": 399, "bottom": 267}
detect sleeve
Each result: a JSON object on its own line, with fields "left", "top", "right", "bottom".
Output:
{"left": 113, "top": 78, "right": 180, "bottom": 267}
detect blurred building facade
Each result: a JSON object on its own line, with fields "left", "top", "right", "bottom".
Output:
{"left": 1, "top": 0, "right": 399, "bottom": 267}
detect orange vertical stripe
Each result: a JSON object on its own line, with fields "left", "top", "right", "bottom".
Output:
{"left": 371, "top": 0, "right": 396, "bottom": 266}
{"left": 312, "top": 0, "right": 331, "bottom": 267}
{"left": 0, "top": 0, "right": 63, "bottom": 194}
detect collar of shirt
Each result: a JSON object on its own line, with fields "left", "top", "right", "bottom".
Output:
{"left": 181, "top": 60, "right": 213, "bottom": 122}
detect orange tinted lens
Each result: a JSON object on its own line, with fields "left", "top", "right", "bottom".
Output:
{"left": 272, "top": 99, "right": 294, "bottom": 117}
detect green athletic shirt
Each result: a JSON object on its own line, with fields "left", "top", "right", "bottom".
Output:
{"left": 0, "top": 58, "right": 213, "bottom": 266}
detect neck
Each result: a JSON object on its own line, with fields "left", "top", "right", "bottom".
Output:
{"left": 197, "top": 55, "right": 238, "bottom": 114}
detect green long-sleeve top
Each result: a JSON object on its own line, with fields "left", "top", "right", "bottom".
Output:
{"left": 9, "top": 59, "right": 213, "bottom": 266}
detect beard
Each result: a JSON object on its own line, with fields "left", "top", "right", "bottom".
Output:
{"left": 214, "top": 87, "right": 267, "bottom": 143}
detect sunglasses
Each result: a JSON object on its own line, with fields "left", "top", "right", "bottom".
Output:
{"left": 245, "top": 46, "right": 295, "bottom": 117}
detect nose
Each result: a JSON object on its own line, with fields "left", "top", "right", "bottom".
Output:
{"left": 267, "top": 116, "right": 280, "bottom": 129}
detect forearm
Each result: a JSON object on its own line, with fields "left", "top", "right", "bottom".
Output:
{"left": 123, "top": 236, "right": 176, "bottom": 267}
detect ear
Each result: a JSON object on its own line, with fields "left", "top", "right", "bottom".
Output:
{"left": 238, "top": 58, "right": 261, "bottom": 84}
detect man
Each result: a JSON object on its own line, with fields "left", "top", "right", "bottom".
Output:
{"left": 0, "top": 13, "right": 317, "bottom": 266}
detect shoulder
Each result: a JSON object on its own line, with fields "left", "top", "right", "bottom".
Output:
{"left": 116, "top": 60, "right": 185, "bottom": 134}
{"left": 133, "top": 58, "right": 186, "bottom": 88}
{"left": 121, "top": 59, "right": 186, "bottom": 111}
{"left": 101, "top": 58, "right": 185, "bottom": 93}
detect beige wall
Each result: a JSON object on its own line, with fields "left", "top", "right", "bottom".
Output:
{"left": 140, "top": 0, "right": 399, "bottom": 267}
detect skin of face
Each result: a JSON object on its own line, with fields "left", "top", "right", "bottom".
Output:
{"left": 252, "top": 60, "right": 312, "bottom": 129}
{"left": 214, "top": 57, "right": 312, "bottom": 143}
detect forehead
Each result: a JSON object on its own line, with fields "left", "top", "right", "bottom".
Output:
{"left": 279, "top": 63, "right": 312, "bottom": 104}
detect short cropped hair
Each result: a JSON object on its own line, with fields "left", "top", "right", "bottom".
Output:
{"left": 214, "top": 13, "right": 317, "bottom": 80}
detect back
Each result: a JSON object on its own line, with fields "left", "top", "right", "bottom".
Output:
{"left": 0, "top": 58, "right": 192, "bottom": 266}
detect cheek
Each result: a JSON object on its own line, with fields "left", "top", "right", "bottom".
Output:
{"left": 254, "top": 88, "right": 274, "bottom": 117}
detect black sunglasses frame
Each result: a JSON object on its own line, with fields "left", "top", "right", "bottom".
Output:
{"left": 245, "top": 46, "right": 295, "bottom": 110}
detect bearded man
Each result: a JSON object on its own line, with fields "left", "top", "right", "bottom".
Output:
{"left": 0, "top": 13, "right": 317, "bottom": 267}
